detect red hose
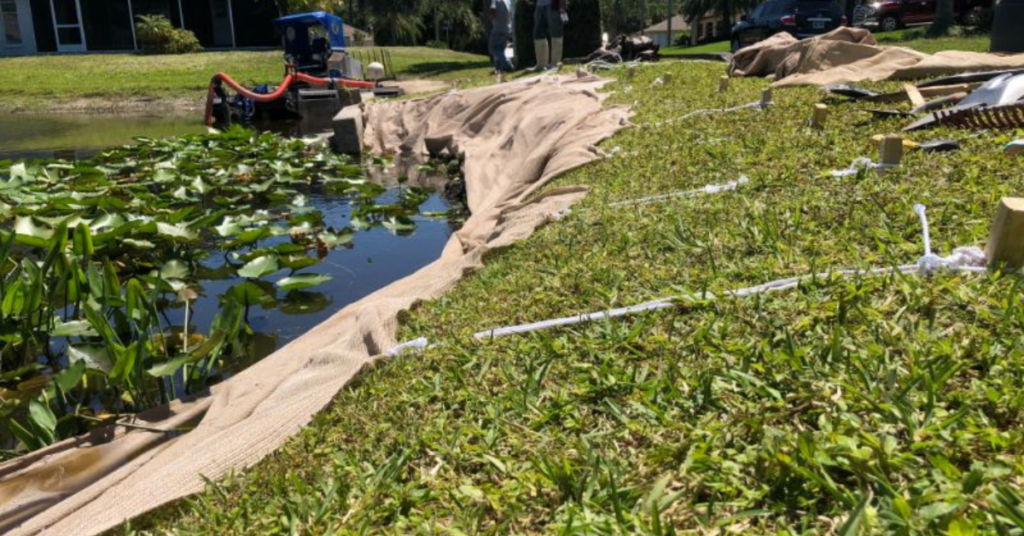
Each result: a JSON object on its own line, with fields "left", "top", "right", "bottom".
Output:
{"left": 218, "top": 72, "right": 295, "bottom": 102}
{"left": 204, "top": 71, "right": 376, "bottom": 126}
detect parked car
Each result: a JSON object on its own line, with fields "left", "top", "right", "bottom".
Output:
{"left": 854, "top": 0, "right": 992, "bottom": 33}
{"left": 731, "top": 0, "right": 848, "bottom": 53}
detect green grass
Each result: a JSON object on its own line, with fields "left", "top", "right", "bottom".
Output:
{"left": 119, "top": 55, "right": 1024, "bottom": 534}
{"left": 663, "top": 40, "right": 731, "bottom": 55}
{"left": 0, "top": 47, "right": 492, "bottom": 112}
{"left": 873, "top": 28, "right": 992, "bottom": 53}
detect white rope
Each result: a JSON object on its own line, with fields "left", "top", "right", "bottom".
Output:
{"left": 830, "top": 157, "right": 898, "bottom": 178}
{"left": 646, "top": 101, "right": 763, "bottom": 128}
{"left": 385, "top": 204, "right": 988, "bottom": 356}
{"left": 610, "top": 176, "right": 749, "bottom": 207}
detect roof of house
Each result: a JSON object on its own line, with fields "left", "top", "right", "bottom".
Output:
{"left": 644, "top": 15, "right": 690, "bottom": 33}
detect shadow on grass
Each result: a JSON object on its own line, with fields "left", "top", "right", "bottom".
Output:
{"left": 402, "top": 60, "right": 494, "bottom": 78}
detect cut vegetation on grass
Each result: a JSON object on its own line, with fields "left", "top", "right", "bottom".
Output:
{"left": 121, "top": 47, "right": 1024, "bottom": 535}
{"left": 0, "top": 47, "right": 492, "bottom": 113}
{"left": 663, "top": 31, "right": 990, "bottom": 56}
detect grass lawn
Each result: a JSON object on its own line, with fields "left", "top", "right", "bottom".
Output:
{"left": 0, "top": 47, "right": 492, "bottom": 113}
{"left": 663, "top": 40, "right": 732, "bottom": 55}
{"left": 123, "top": 39, "right": 1024, "bottom": 535}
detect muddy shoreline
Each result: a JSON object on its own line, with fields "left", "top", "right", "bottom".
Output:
{"left": 0, "top": 80, "right": 451, "bottom": 116}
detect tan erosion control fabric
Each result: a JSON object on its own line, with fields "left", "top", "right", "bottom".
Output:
{"left": 730, "top": 27, "right": 1024, "bottom": 87}
{"left": 0, "top": 76, "right": 631, "bottom": 536}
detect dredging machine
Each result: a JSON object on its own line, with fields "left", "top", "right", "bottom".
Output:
{"left": 205, "top": 12, "right": 400, "bottom": 128}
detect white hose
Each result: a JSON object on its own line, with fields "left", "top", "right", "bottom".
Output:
{"left": 386, "top": 204, "right": 988, "bottom": 356}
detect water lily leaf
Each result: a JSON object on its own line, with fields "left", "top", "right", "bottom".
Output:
{"left": 350, "top": 215, "right": 371, "bottom": 230}
{"left": 318, "top": 229, "right": 354, "bottom": 248}
{"left": 276, "top": 274, "right": 331, "bottom": 291}
{"left": 160, "top": 259, "right": 190, "bottom": 280}
{"left": 191, "top": 176, "right": 209, "bottom": 195}
{"left": 280, "top": 255, "right": 319, "bottom": 270}
{"left": 51, "top": 320, "right": 99, "bottom": 338}
{"left": 155, "top": 222, "right": 197, "bottom": 241}
{"left": 9, "top": 162, "right": 28, "bottom": 180}
{"left": 89, "top": 213, "right": 126, "bottom": 231}
{"left": 214, "top": 217, "right": 243, "bottom": 237}
{"left": 383, "top": 216, "right": 417, "bottom": 233}
{"left": 280, "top": 291, "right": 332, "bottom": 315}
{"left": 238, "top": 255, "right": 280, "bottom": 279}
{"left": 67, "top": 345, "right": 113, "bottom": 372}
{"left": 13, "top": 217, "right": 54, "bottom": 247}
{"left": 229, "top": 226, "right": 271, "bottom": 247}
{"left": 227, "top": 281, "right": 276, "bottom": 308}
{"left": 122, "top": 238, "right": 155, "bottom": 249}
{"left": 274, "top": 243, "right": 306, "bottom": 254}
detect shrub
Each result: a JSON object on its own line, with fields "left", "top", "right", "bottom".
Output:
{"left": 673, "top": 32, "right": 691, "bottom": 47}
{"left": 135, "top": 14, "right": 203, "bottom": 54}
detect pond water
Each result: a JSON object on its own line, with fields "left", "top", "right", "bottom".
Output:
{"left": 0, "top": 117, "right": 464, "bottom": 452}
{"left": 181, "top": 167, "right": 457, "bottom": 380}
{"left": 0, "top": 109, "right": 339, "bottom": 162}
{"left": 0, "top": 114, "right": 207, "bottom": 161}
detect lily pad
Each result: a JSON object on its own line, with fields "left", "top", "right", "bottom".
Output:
{"left": 276, "top": 274, "right": 332, "bottom": 291}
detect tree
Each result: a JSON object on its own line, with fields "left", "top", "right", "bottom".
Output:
{"left": 928, "top": 0, "right": 955, "bottom": 36}
{"left": 266, "top": 0, "right": 346, "bottom": 14}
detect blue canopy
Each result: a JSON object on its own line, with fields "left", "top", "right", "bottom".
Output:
{"left": 274, "top": 12, "right": 347, "bottom": 55}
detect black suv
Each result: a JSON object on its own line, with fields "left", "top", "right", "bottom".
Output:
{"left": 731, "top": 0, "right": 848, "bottom": 52}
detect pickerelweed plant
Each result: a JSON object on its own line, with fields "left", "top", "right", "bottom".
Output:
{"left": 0, "top": 127, "right": 440, "bottom": 455}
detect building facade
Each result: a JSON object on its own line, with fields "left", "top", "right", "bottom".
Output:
{"left": 1, "top": 0, "right": 282, "bottom": 56}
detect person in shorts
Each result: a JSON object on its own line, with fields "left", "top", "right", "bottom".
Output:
{"left": 533, "top": 0, "right": 568, "bottom": 70}
{"left": 489, "top": 0, "right": 514, "bottom": 72}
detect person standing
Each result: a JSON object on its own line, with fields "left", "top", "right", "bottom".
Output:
{"left": 489, "top": 0, "right": 515, "bottom": 72}
{"left": 533, "top": 0, "right": 568, "bottom": 70}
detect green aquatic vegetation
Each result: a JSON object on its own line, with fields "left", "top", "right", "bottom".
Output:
{"left": 0, "top": 127, "right": 435, "bottom": 454}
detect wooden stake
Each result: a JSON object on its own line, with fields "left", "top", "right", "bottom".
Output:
{"left": 760, "top": 88, "right": 773, "bottom": 108}
{"left": 718, "top": 75, "right": 729, "bottom": 93}
{"left": 811, "top": 103, "right": 828, "bottom": 129}
{"left": 627, "top": 66, "right": 636, "bottom": 80}
{"left": 903, "top": 83, "right": 926, "bottom": 109}
{"left": 879, "top": 134, "right": 904, "bottom": 166}
{"left": 663, "top": 72, "right": 673, "bottom": 84}
{"left": 986, "top": 197, "right": 1024, "bottom": 270}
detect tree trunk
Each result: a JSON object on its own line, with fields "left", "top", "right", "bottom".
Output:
{"left": 929, "top": 0, "right": 955, "bottom": 35}
{"left": 435, "top": 8, "right": 441, "bottom": 44}
{"left": 991, "top": 0, "right": 1024, "bottom": 52}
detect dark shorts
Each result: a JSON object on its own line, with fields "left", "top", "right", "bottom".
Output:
{"left": 533, "top": 3, "right": 564, "bottom": 39}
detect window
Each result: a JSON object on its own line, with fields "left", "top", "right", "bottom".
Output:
{"left": 1, "top": 0, "right": 22, "bottom": 45}
{"left": 751, "top": 4, "right": 766, "bottom": 20}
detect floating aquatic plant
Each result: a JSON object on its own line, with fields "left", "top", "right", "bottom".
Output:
{"left": 0, "top": 127, "right": 436, "bottom": 453}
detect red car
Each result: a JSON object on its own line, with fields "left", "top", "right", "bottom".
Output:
{"left": 854, "top": 0, "right": 991, "bottom": 33}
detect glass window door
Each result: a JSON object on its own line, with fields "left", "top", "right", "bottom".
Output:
{"left": 50, "top": 0, "right": 87, "bottom": 52}
{"left": 1, "top": 0, "right": 23, "bottom": 46}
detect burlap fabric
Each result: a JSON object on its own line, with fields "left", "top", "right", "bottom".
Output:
{"left": 0, "top": 75, "right": 630, "bottom": 536}
{"left": 730, "top": 27, "right": 1024, "bottom": 87}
